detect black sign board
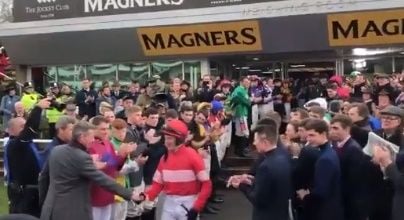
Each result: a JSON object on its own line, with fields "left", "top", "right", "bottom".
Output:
{"left": 13, "top": 0, "right": 274, "bottom": 22}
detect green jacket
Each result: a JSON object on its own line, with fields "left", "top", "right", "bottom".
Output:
{"left": 231, "top": 85, "right": 251, "bottom": 117}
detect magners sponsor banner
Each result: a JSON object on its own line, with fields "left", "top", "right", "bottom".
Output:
{"left": 328, "top": 9, "right": 404, "bottom": 47}
{"left": 13, "top": 0, "right": 271, "bottom": 22}
{"left": 137, "top": 20, "right": 263, "bottom": 56}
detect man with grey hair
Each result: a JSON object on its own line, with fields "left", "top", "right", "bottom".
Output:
{"left": 39, "top": 116, "right": 77, "bottom": 207}
{"left": 44, "top": 116, "right": 77, "bottom": 158}
{"left": 40, "top": 121, "right": 139, "bottom": 220}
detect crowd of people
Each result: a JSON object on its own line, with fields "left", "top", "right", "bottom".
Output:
{"left": 1, "top": 71, "right": 404, "bottom": 220}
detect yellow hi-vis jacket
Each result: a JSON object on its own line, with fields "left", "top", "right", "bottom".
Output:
{"left": 21, "top": 93, "right": 40, "bottom": 112}
{"left": 46, "top": 97, "right": 64, "bottom": 123}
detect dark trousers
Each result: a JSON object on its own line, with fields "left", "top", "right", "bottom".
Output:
{"left": 369, "top": 184, "right": 393, "bottom": 220}
{"left": 140, "top": 208, "right": 156, "bottom": 220}
{"left": 7, "top": 184, "right": 40, "bottom": 217}
{"left": 126, "top": 217, "right": 141, "bottom": 220}
{"left": 209, "top": 144, "right": 221, "bottom": 200}
{"left": 48, "top": 123, "right": 56, "bottom": 139}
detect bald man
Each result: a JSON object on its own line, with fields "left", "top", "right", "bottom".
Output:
{"left": 13, "top": 102, "right": 27, "bottom": 119}
{"left": 7, "top": 117, "right": 26, "bottom": 137}
{"left": 5, "top": 98, "right": 51, "bottom": 217}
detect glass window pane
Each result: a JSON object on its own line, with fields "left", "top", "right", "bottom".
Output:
{"left": 118, "top": 63, "right": 149, "bottom": 85}
{"left": 151, "top": 61, "right": 183, "bottom": 82}
{"left": 184, "top": 61, "right": 201, "bottom": 88}
{"left": 395, "top": 57, "right": 404, "bottom": 73}
{"left": 45, "top": 66, "right": 58, "bottom": 86}
{"left": 86, "top": 64, "right": 117, "bottom": 88}
{"left": 57, "top": 65, "right": 85, "bottom": 91}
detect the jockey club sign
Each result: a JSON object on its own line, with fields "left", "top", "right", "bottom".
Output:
{"left": 12, "top": 0, "right": 271, "bottom": 22}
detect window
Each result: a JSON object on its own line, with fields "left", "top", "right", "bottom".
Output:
{"left": 118, "top": 63, "right": 149, "bottom": 85}
{"left": 151, "top": 61, "right": 183, "bottom": 82}
{"left": 86, "top": 64, "right": 117, "bottom": 88}
{"left": 184, "top": 61, "right": 201, "bottom": 87}
{"left": 55, "top": 65, "right": 85, "bottom": 90}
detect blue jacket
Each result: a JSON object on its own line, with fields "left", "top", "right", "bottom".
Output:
{"left": 240, "top": 147, "right": 292, "bottom": 220}
{"left": 303, "top": 142, "right": 343, "bottom": 220}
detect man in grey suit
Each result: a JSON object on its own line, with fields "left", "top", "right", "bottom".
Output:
{"left": 40, "top": 121, "right": 139, "bottom": 220}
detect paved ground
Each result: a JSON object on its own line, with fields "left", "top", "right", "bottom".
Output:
{"left": 156, "top": 189, "right": 252, "bottom": 220}
{"left": 200, "top": 189, "right": 252, "bottom": 220}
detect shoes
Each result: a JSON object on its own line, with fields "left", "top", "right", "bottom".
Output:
{"left": 210, "top": 197, "right": 224, "bottom": 204}
{"left": 208, "top": 204, "right": 221, "bottom": 211}
{"left": 202, "top": 206, "right": 219, "bottom": 214}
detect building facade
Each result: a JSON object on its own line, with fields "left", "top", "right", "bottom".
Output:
{"left": 0, "top": 0, "right": 404, "bottom": 89}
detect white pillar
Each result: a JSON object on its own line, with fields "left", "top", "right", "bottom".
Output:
{"left": 200, "top": 58, "right": 210, "bottom": 77}
{"left": 335, "top": 59, "right": 344, "bottom": 76}
{"left": 392, "top": 56, "right": 396, "bottom": 73}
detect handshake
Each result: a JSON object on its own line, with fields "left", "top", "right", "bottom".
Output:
{"left": 130, "top": 191, "right": 155, "bottom": 209}
{"left": 131, "top": 192, "right": 147, "bottom": 204}
{"left": 226, "top": 174, "right": 255, "bottom": 189}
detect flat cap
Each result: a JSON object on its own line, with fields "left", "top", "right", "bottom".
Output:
{"left": 380, "top": 106, "right": 404, "bottom": 118}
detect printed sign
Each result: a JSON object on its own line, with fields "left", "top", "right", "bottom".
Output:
{"left": 136, "top": 20, "right": 263, "bottom": 56}
{"left": 328, "top": 8, "right": 404, "bottom": 46}
{"left": 13, "top": 0, "right": 273, "bottom": 22}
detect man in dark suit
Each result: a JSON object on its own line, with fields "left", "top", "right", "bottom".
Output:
{"left": 369, "top": 105, "right": 404, "bottom": 220}
{"left": 293, "top": 118, "right": 320, "bottom": 220}
{"left": 373, "top": 147, "right": 404, "bottom": 220}
{"left": 39, "top": 116, "right": 77, "bottom": 208}
{"left": 329, "top": 114, "right": 373, "bottom": 220}
{"left": 229, "top": 118, "right": 292, "bottom": 220}
{"left": 75, "top": 78, "right": 98, "bottom": 119}
{"left": 40, "top": 121, "right": 138, "bottom": 220}
{"left": 111, "top": 81, "right": 126, "bottom": 101}
{"left": 297, "top": 119, "right": 343, "bottom": 220}
{"left": 5, "top": 98, "right": 51, "bottom": 217}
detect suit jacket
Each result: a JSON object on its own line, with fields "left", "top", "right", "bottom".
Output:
{"left": 6, "top": 106, "right": 42, "bottom": 186}
{"left": 111, "top": 90, "right": 126, "bottom": 100}
{"left": 293, "top": 145, "right": 320, "bottom": 191}
{"left": 40, "top": 144, "right": 132, "bottom": 220}
{"left": 39, "top": 137, "right": 67, "bottom": 208}
{"left": 350, "top": 119, "right": 372, "bottom": 148}
{"left": 124, "top": 125, "right": 147, "bottom": 187}
{"left": 240, "top": 147, "right": 291, "bottom": 220}
{"left": 303, "top": 143, "right": 343, "bottom": 220}
{"left": 333, "top": 138, "right": 371, "bottom": 220}
{"left": 385, "top": 161, "right": 404, "bottom": 220}
{"left": 375, "top": 129, "right": 404, "bottom": 152}
{"left": 75, "top": 89, "right": 97, "bottom": 118}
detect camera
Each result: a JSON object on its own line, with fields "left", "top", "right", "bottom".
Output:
{"left": 202, "top": 81, "right": 210, "bottom": 88}
{"left": 50, "top": 98, "right": 66, "bottom": 112}
{"left": 47, "top": 93, "right": 66, "bottom": 111}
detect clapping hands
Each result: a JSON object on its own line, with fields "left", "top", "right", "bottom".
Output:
{"left": 118, "top": 142, "right": 137, "bottom": 157}
{"left": 144, "top": 129, "right": 162, "bottom": 144}
{"left": 226, "top": 174, "right": 255, "bottom": 189}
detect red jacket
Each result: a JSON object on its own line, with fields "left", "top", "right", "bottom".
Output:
{"left": 88, "top": 138, "right": 125, "bottom": 207}
{"left": 146, "top": 145, "right": 212, "bottom": 211}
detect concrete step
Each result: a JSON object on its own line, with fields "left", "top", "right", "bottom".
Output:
{"left": 223, "top": 156, "right": 255, "bottom": 167}
{"left": 221, "top": 166, "right": 251, "bottom": 176}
